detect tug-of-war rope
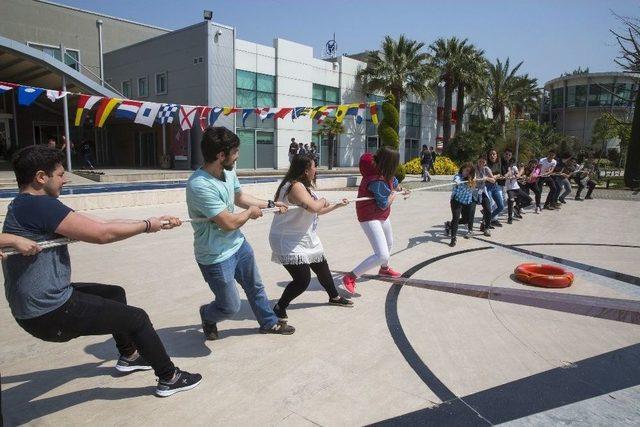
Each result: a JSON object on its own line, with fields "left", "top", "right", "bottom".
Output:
{"left": 0, "top": 181, "right": 456, "bottom": 257}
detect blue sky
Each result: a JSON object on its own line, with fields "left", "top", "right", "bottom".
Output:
{"left": 57, "top": 0, "right": 638, "bottom": 84}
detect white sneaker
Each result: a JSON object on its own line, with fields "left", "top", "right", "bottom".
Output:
{"left": 535, "top": 206, "right": 541, "bottom": 214}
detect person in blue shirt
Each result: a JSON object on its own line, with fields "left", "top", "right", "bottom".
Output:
{"left": 444, "top": 162, "right": 476, "bottom": 247}
{"left": 187, "top": 127, "right": 296, "bottom": 340}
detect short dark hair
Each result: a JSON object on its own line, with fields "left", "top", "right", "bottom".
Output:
{"left": 12, "top": 145, "right": 65, "bottom": 187}
{"left": 548, "top": 149, "right": 556, "bottom": 154}
{"left": 201, "top": 127, "right": 240, "bottom": 163}
{"left": 503, "top": 148, "right": 513, "bottom": 154}
{"left": 422, "top": 145, "right": 427, "bottom": 149}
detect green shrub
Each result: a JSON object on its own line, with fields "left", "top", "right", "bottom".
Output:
{"left": 403, "top": 157, "right": 422, "bottom": 175}
{"left": 395, "top": 163, "right": 406, "bottom": 183}
{"left": 378, "top": 94, "right": 399, "bottom": 149}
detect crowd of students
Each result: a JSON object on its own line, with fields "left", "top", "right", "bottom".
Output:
{"left": 0, "top": 128, "right": 410, "bottom": 408}
{"left": 445, "top": 147, "right": 598, "bottom": 247}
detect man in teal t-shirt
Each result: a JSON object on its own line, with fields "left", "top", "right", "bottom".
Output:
{"left": 186, "top": 127, "right": 295, "bottom": 339}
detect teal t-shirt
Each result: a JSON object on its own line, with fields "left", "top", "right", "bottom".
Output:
{"left": 186, "top": 168, "right": 245, "bottom": 265}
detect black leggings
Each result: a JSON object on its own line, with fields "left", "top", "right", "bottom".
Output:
{"left": 575, "top": 177, "right": 596, "bottom": 198}
{"left": 507, "top": 189, "right": 532, "bottom": 220}
{"left": 521, "top": 181, "right": 542, "bottom": 207}
{"left": 538, "top": 176, "right": 557, "bottom": 206}
{"left": 16, "top": 283, "right": 175, "bottom": 381}
{"left": 279, "top": 259, "right": 339, "bottom": 308}
{"left": 450, "top": 199, "right": 474, "bottom": 237}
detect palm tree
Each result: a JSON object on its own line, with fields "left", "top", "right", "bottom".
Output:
{"left": 454, "top": 45, "right": 487, "bottom": 136}
{"left": 356, "top": 35, "right": 434, "bottom": 119}
{"left": 428, "top": 37, "right": 471, "bottom": 145}
{"left": 317, "top": 118, "right": 345, "bottom": 170}
{"left": 485, "top": 58, "right": 539, "bottom": 136}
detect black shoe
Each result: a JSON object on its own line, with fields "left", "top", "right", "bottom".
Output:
{"left": 115, "top": 353, "right": 153, "bottom": 373}
{"left": 156, "top": 368, "right": 202, "bottom": 397}
{"left": 199, "top": 305, "right": 218, "bottom": 341}
{"left": 575, "top": 197, "right": 583, "bottom": 201}
{"left": 449, "top": 238, "right": 457, "bottom": 247}
{"left": 260, "top": 322, "right": 296, "bottom": 335}
{"left": 585, "top": 196, "right": 593, "bottom": 200}
{"left": 490, "top": 220, "right": 502, "bottom": 227}
{"left": 559, "top": 198, "right": 566, "bottom": 204}
{"left": 421, "top": 179, "right": 427, "bottom": 182}
{"left": 544, "top": 205, "right": 555, "bottom": 210}
{"left": 553, "top": 203, "right": 562, "bottom": 209}
{"left": 507, "top": 218, "right": 513, "bottom": 224}
{"left": 328, "top": 296, "right": 354, "bottom": 307}
{"left": 273, "top": 303, "right": 288, "bottom": 320}
{"left": 479, "top": 223, "right": 485, "bottom": 232}
{"left": 444, "top": 221, "right": 451, "bottom": 236}
{"left": 463, "top": 230, "right": 472, "bottom": 239}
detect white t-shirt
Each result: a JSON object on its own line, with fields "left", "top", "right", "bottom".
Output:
{"left": 539, "top": 157, "right": 557, "bottom": 175}
{"left": 505, "top": 165, "right": 520, "bottom": 191}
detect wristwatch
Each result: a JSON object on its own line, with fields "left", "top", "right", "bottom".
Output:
{"left": 267, "top": 200, "right": 276, "bottom": 208}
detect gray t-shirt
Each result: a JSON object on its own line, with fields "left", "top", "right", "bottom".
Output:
{"left": 475, "top": 165, "right": 492, "bottom": 191}
{"left": 2, "top": 194, "right": 73, "bottom": 319}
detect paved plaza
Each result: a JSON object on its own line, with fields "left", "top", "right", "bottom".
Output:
{"left": 1, "top": 187, "right": 640, "bottom": 426}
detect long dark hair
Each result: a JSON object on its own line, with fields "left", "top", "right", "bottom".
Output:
{"left": 458, "top": 162, "right": 475, "bottom": 180}
{"left": 274, "top": 154, "right": 316, "bottom": 201}
{"left": 374, "top": 146, "right": 399, "bottom": 182}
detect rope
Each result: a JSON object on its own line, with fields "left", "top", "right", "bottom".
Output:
{"left": 1, "top": 181, "right": 455, "bottom": 257}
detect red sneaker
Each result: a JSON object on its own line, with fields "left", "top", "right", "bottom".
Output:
{"left": 379, "top": 266, "right": 402, "bottom": 278}
{"left": 342, "top": 274, "right": 356, "bottom": 294}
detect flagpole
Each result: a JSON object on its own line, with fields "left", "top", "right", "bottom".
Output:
{"left": 60, "top": 44, "right": 72, "bottom": 172}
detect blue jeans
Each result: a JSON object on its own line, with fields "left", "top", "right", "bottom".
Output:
{"left": 487, "top": 184, "right": 505, "bottom": 219}
{"left": 198, "top": 240, "right": 278, "bottom": 330}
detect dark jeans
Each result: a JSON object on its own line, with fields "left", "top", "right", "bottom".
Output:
{"left": 450, "top": 199, "right": 474, "bottom": 238}
{"left": 575, "top": 177, "right": 596, "bottom": 198}
{"left": 478, "top": 193, "right": 492, "bottom": 227}
{"left": 538, "top": 176, "right": 558, "bottom": 207}
{"left": 521, "top": 181, "right": 542, "bottom": 207}
{"left": 279, "top": 259, "right": 339, "bottom": 308}
{"left": 16, "top": 283, "right": 175, "bottom": 380}
{"left": 507, "top": 189, "right": 532, "bottom": 220}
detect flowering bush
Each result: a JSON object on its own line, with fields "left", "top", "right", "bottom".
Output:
{"left": 433, "top": 156, "right": 458, "bottom": 175}
{"left": 403, "top": 157, "right": 422, "bottom": 175}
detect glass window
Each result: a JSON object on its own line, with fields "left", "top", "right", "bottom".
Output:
{"left": 138, "top": 77, "right": 148, "bottom": 97}
{"left": 325, "top": 87, "right": 339, "bottom": 104}
{"left": 614, "top": 83, "right": 634, "bottom": 106}
{"left": 122, "top": 80, "right": 131, "bottom": 98}
{"left": 237, "top": 70, "right": 256, "bottom": 90}
{"left": 156, "top": 73, "right": 167, "bottom": 94}
{"left": 256, "top": 92, "right": 274, "bottom": 108}
{"left": 256, "top": 131, "right": 275, "bottom": 168}
{"left": 312, "top": 85, "right": 325, "bottom": 102}
{"left": 566, "top": 86, "right": 576, "bottom": 107}
{"left": 589, "top": 83, "right": 612, "bottom": 107}
{"left": 575, "top": 85, "right": 587, "bottom": 107}
{"left": 236, "top": 89, "right": 256, "bottom": 108}
{"left": 28, "top": 42, "right": 79, "bottom": 71}
{"left": 257, "top": 74, "right": 275, "bottom": 93}
{"left": 406, "top": 102, "right": 421, "bottom": 128}
{"left": 551, "top": 88, "right": 563, "bottom": 108}
{"left": 236, "top": 129, "right": 255, "bottom": 169}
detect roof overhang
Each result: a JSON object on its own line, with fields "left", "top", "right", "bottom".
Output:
{"left": 0, "top": 34, "right": 118, "bottom": 98}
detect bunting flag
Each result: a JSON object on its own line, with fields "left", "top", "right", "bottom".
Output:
{"left": 316, "top": 106, "right": 335, "bottom": 124}
{"left": 95, "top": 98, "right": 122, "bottom": 128}
{"left": 74, "top": 94, "right": 102, "bottom": 126}
{"left": 179, "top": 105, "right": 200, "bottom": 131}
{"left": 17, "top": 86, "right": 44, "bottom": 106}
{"left": 241, "top": 108, "right": 255, "bottom": 127}
{"left": 208, "top": 107, "right": 223, "bottom": 126}
{"left": 223, "top": 107, "right": 240, "bottom": 116}
{"left": 157, "top": 103, "right": 179, "bottom": 125}
{"left": 0, "top": 82, "right": 17, "bottom": 93}
{"left": 369, "top": 103, "right": 379, "bottom": 125}
{"left": 273, "top": 107, "right": 292, "bottom": 120}
{"left": 199, "top": 106, "right": 212, "bottom": 130}
{"left": 115, "top": 100, "right": 143, "bottom": 120}
{"left": 334, "top": 104, "right": 351, "bottom": 123}
{"left": 259, "top": 107, "right": 278, "bottom": 121}
{"left": 355, "top": 103, "right": 366, "bottom": 124}
{"left": 46, "top": 89, "right": 68, "bottom": 102}
{"left": 135, "top": 102, "right": 162, "bottom": 127}
{"left": 291, "top": 107, "right": 306, "bottom": 121}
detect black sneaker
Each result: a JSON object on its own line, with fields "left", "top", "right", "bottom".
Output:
{"left": 559, "top": 198, "right": 566, "bottom": 204}
{"left": 544, "top": 205, "right": 555, "bottom": 210}
{"left": 449, "top": 238, "right": 456, "bottom": 247}
{"left": 273, "top": 303, "right": 288, "bottom": 320}
{"left": 575, "top": 197, "right": 583, "bottom": 201}
{"left": 115, "top": 353, "right": 153, "bottom": 373}
{"left": 328, "top": 296, "right": 354, "bottom": 307}
{"left": 155, "top": 368, "right": 202, "bottom": 397}
{"left": 507, "top": 218, "right": 513, "bottom": 224}
{"left": 199, "top": 305, "right": 218, "bottom": 341}
{"left": 585, "top": 196, "right": 593, "bottom": 200}
{"left": 444, "top": 221, "right": 451, "bottom": 236}
{"left": 260, "top": 322, "right": 295, "bottom": 335}
{"left": 490, "top": 220, "right": 502, "bottom": 227}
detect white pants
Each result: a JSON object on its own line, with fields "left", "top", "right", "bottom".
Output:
{"left": 353, "top": 218, "right": 393, "bottom": 276}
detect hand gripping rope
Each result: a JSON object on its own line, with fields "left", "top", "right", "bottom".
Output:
{"left": 0, "top": 181, "right": 455, "bottom": 257}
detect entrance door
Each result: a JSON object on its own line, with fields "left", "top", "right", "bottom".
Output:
{"left": 0, "top": 118, "right": 11, "bottom": 156}
{"left": 256, "top": 131, "right": 274, "bottom": 168}
{"left": 136, "top": 132, "right": 156, "bottom": 167}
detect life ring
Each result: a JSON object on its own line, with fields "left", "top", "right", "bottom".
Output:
{"left": 514, "top": 263, "right": 574, "bottom": 288}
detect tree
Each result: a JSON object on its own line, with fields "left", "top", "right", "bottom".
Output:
{"left": 485, "top": 58, "right": 539, "bottom": 137}
{"left": 317, "top": 118, "right": 344, "bottom": 170}
{"left": 378, "top": 94, "right": 399, "bottom": 149}
{"left": 454, "top": 45, "right": 487, "bottom": 136}
{"left": 428, "top": 37, "right": 469, "bottom": 145}
{"left": 611, "top": 13, "right": 640, "bottom": 187}
{"left": 357, "top": 35, "right": 434, "bottom": 124}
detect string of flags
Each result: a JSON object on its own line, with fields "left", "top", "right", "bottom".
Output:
{"left": 0, "top": 81, "right": 380, "bottom": 130}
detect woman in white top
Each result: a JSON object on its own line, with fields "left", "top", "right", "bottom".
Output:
{"left": 269, "top": 154, "right": 352, "bottom": 321}
{"left": 504, "top": 158, "right": 532, "bottom": 224}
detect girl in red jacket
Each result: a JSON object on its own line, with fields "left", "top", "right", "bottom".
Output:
{"left": 342, "top": 147, "right": 409, "bottom": 294}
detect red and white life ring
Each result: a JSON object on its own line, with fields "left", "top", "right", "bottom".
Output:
{"left": 514, "top": 263, "right": 574, "bottom": 288}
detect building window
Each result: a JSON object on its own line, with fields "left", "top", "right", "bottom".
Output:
{"left": 27, "top": 42, "right": 80, "bottom": 71}
{"left": 155, "top": 72, "right": 167, "bottom": 95}
{"left": 566, "top": 86, "right": 576, "bottom": 108}
{"left": 551, "top": 88, "right": 564, "bottom": 109}
{"left": 405, "top": 102, "right": 421, "bottom": 141}
{"left": 138, "top": 77, "right": 148, "bottom": 98}
{"left": 366, "top": 94, "right": 385, "bottom": 139}
{"left": 312, "top": 84, "right": 339, "bottom": 108}
{"left": 404, "top": 139, "right": 420, "bottom": 162}
{"left": 312, "top": 84, "right": 340, "bottom": 167}
{"left": 122, "top": 80, "right": 131, "bottom": 98}
{"left": 614, "top": 83, "right": 634, "bottom": 107}
{"left": 574, "top": 85, "right": 587, "bottom": 107}
{"left": 589, "top": 83, "right": 613, "bottom": 107}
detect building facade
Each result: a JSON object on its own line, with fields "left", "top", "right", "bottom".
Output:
{"left": 542, "top": 72, "right": 637, "bottom": 147}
